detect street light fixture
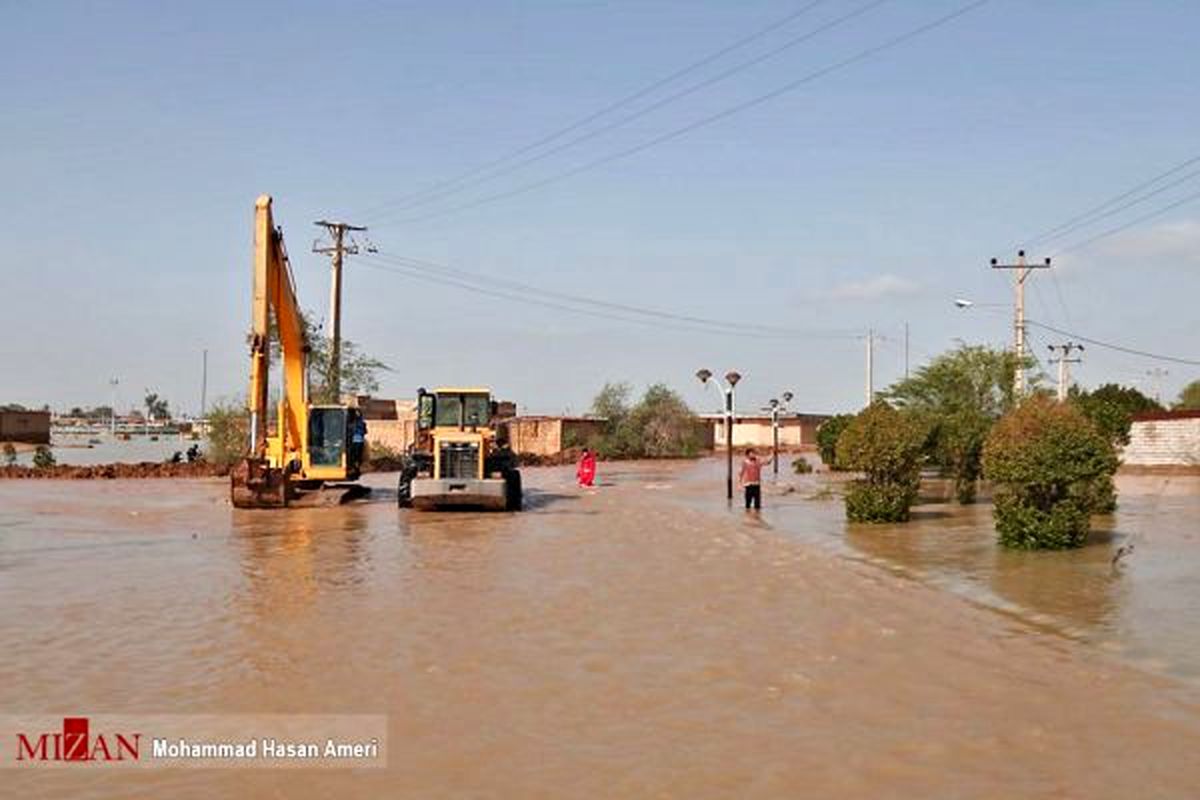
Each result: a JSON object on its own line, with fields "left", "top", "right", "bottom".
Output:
{"left": 765, "top": 392, "right": 794, "bottom": 479}
{"left": 698, "top": 368, "right": 743, "bottom": 503}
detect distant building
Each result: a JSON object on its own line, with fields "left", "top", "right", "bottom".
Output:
{"left": 1123, "top": 410, "right": 1200, "bottom": 469}
{"left": 0, "top": 409, "right": 51, "bottom": 444}
{"left": 506, "top": 416, "right": 608, "bottom": 456}
{"left": 352, "top": 395, "right": 519, "bottom": 456}
{"left": 700, "top": 413, "right": 830, "bottom": 450}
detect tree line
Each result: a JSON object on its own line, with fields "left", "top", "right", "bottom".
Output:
{"left": 818, "top": 344, "right": 1179, "bottom": 550}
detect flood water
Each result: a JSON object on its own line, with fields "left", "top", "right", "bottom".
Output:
{"left": 752, "top": 469, "right": 1200, "bottom": 683}
{"left": 2, "top": 461, "right": 1199, "bottom": 798}
{"left": 9, "top": 433, "right": 193, "bottom": 466}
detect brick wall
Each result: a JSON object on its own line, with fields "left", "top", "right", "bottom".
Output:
{"left": 0, "top": 411, "right": 51, "bottom": 444}
{"left": 1123, "top": 417, "right": 1200, "bottom": 467}
{"left": 365, "top": 418, "right": 417, "bottom": 455}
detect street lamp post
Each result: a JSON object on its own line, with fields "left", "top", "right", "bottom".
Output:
{"left": 109, "top": 378, "right": 119, "bottom": 437}
{"left": 697, "top": 368, "right": 741, "bottom": 503}
{"left": 766, "top": 391, "right": 794, "bottom": 479}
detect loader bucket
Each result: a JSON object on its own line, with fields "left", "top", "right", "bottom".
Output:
{"left": 230, "top": 458, "right": 291, "bottom": 509}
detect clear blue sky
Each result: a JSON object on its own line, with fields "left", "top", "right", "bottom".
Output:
{"left": 3, "top": 0, "right": 1198, "bottom": 416}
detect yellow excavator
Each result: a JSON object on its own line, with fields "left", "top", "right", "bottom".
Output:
{"left": 230, "top": 195, "right": 369, "bottom": 509}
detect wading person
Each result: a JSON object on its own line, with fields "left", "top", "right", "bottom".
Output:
{"left": 738, "top": 448, "right": 770, "bottom": 510}
{"left": 576, "top": 447, "right": 597, "bottom": 488}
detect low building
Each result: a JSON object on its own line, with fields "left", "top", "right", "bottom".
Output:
{"left": 354, "top": 395, "right": 520, "bottom": 457}
{"left": 1123, "top": 410, "right": 1200, "bottom": 469}
{"left": 358, "top": 399, "right": 418, "bottom": 455}
{"left": 0, "top": 409, "right": 51, "bottom": 444}
{"left": 506, "top": 416, "right": 608, "bottom": 456}
{"left": 701, "top": 413, "right": 829, "bottom": 450}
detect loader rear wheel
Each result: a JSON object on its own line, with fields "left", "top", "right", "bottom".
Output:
{"left": 504, "top": 469, "right": 523, "bottom": 511}
{"left": 397, "top": 465, "right": 415, "bottom": 508}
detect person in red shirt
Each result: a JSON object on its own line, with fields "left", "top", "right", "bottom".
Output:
{"left": 738, "top": 448, "right": 771, "bottom": 510}
{"left": 576, "top": 447, "right": 597, "bottom": 488}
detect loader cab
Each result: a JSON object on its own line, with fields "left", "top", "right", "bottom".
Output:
{"left": 417, "top": 388, "right": 498, "bottom": 432}
{"left": 417, "top": 387, "right": 498, "bottom": 481}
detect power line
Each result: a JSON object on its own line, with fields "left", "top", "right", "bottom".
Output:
{"left": 374, "top": 0, "right": 990, "bottom": 227}
{"left": 1053, "top": 186, "right": 1200, "bottom": 256}
{"left": 1028, "top": 167, "right": 1200, "bottom": 249}
{"left": 1027, "top": 319, "right": 1200, "bottom": 367}
{"left": 363, "top": 0, "right": 891, "bottom": 223}
{"left": 361, "top": 250, "right": 862, "bottom": 339}
{"left": 356, "top": 255, "right": 841, "bottom": 339}
{"left": 353, "top": 0, "right": 833, "bottom": 221}
{"left": 1022, "top": 152, "right": 1200, "bottom": 248}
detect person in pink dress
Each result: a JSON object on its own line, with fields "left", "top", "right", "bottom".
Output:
{"left": 576, "top": 447, "right": 597, "bottom": 488}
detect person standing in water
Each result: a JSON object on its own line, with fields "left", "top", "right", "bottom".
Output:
{"left": 576, "top": 447, "right": 597, "bottom": 488}
{"left": 738, "top": 448, "right": 771, "bottom": 510}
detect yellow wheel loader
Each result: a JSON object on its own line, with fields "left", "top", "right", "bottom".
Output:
{"left": 229, "top": 195, "right": 369, "bottom": 509}
{"left": 397, "top": 387, "right": 522, "bottom": 511}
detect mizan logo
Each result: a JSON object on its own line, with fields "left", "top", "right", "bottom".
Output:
{"left": 16, "top": 717, "right": 140, "bottom": 763}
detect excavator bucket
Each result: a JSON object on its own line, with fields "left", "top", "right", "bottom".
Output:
{"left": 230, "top": 458, "right": 291, "bottom": 509}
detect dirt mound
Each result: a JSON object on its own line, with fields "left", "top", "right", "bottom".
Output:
{"left": 0, "top": 461, "right": 230, "bottom": 480}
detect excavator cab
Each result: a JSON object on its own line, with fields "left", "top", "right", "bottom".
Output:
{"left": 308, "top": 405, "right": 364, "bottom": 477}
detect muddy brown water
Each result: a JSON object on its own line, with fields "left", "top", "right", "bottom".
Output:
{"left": 2, "top": 461, "right": 1199, "bottom": 798}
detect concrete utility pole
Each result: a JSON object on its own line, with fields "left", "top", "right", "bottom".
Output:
{"left": 1048, "top": 341, "right": 1084, "bottom": 401}
{"left": 200, "top": 349, "right": 208, "bottom": 419}
{"left": 313, "top": 220, "right": 368, "bottom": 400}
{"left": 1146, "top": 368, "right": 1169, "bottom": 403}
{"left": 865, "top": 328, "right": 875, "bottom": 406}
{"left": 904, "top": 322, "right": 910, "bottom": 380}
{"left": 991, "top": 250, "right": 1051, "bottom": 396}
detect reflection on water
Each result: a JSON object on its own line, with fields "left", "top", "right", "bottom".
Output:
{"left": 765, "top": 474, "right": 1200, "bottom": 680}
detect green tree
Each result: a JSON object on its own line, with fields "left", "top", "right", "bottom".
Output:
{"left": 2, "top": 443, "right": 16, "bottom": 466}
{"left": 815, "top": 414, "right": 853, "bottom": 469}
{"left": 204, "top": 399, "right": 250, "bottom": 467}
{"left": 591, "top": 382, "right": 632, "bottom": 431}
{"left": 32, "top": 445, "right": 56, "bottom": 470}
{"left": 836, "top": 400, "right": 928, "bottom": 523}
{"left": 1068, "top": 383, "right": 1160, "bottom": 514}
{"left": 625, "top": 384, "right": 702, "bottom": 457}
{"left": 144, "top": 392, "right": 170, "bottom": 421}
{"left": 260, "top": 312, "right": 388, "bottom": 404}
{"left": 587, "top": 382, "right": 700, "bottom": 459}
{"left": 983, "top": 395, "right": 1118, "bottom": 550}
{"left": 886, "top": 345, "right": 1021, "bottom": 503}
{"left": 1176, "top": 379, "right": 1200, "bottom": 410}
{"left": 1070, "top": 383, "right": 1162, "bottom": 447}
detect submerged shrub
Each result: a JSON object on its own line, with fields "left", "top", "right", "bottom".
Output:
{"left": 844, "top": 480, "right": 918, "bottom": 522}
{"left": 836, "top": 401, "right": 927, "bottom": 523}
{"left": 983, "top": 396, "right": 1118, "bottom": 550}
{"left": 32, "top": 445, "right": 56, "bottom": 469}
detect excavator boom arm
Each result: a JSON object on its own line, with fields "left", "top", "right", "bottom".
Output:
{"left": 247, "top": 194, "right": 309, "bottom": 463}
